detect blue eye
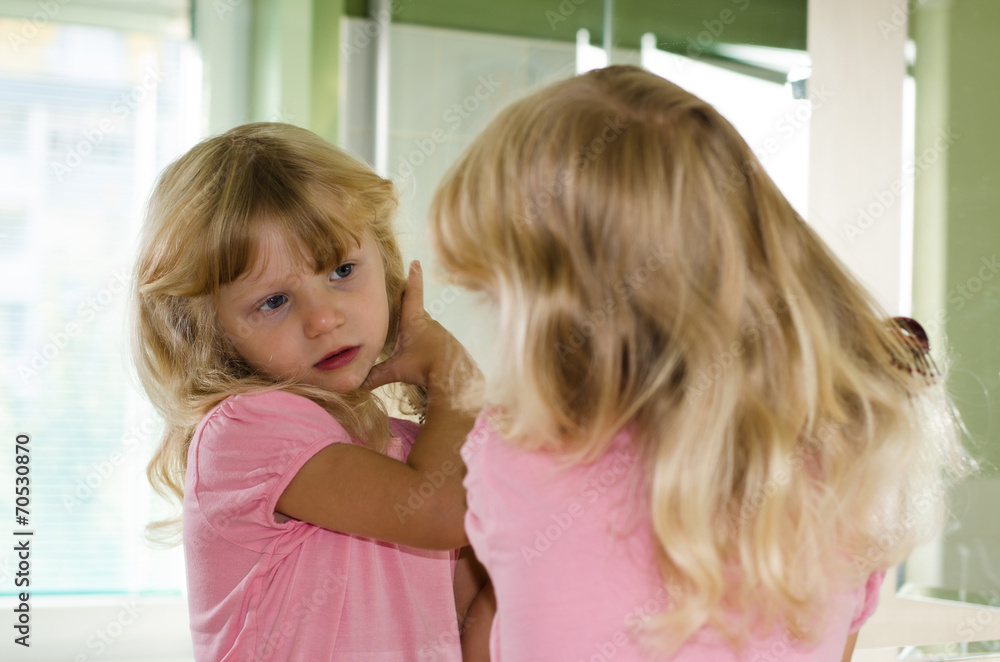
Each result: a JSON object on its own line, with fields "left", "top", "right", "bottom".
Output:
{"left": 258, "top": 294, "right": 287, "bottom": 311}
{"left": 331, "top": 263, "right": 354, "bottom": 280}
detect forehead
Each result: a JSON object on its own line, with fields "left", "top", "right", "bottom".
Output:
{"left": 252, "top": 223, "right": 365, "bottom": 272}
{"left": 239, "top": 226, "right": 308, "bottom": 284}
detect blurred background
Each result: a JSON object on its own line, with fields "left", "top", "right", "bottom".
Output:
{"left": 0, "top": 0, "right": 997, "bottom": 659}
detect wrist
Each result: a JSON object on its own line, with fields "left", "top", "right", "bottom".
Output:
{"left": 425, "top": 343, "right": 480, "bottom": 403}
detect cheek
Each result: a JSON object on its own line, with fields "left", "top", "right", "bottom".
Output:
{"left": 217, "top": 304, "right": 268, "bottom": 349}
{"left": 230, "top": 326, "right": 284, "bottom": 365}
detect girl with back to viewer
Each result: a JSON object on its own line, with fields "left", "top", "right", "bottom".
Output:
{"left": 429, "top": 65, "right": 972, "bottom": 660}
{"left": 133, "top": 122, "right": 489, "bottom": 661}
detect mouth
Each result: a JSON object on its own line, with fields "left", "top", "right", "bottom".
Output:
{"left": 314, "top": 346, "right": 360, "bottom": 371}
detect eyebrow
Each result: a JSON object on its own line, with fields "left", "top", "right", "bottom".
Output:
{"left": 223, "top": 243, "right": 368, "bottom": 307}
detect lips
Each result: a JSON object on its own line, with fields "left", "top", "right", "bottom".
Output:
{"left": 314, "top": 346, "right": 360, "bottom": 371}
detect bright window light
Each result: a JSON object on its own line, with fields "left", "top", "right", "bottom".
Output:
{"left": 640, "top": 33, "right": 812, "bottom": 217}
{"left": 576, "top": 29, "right": 608, "bottom": 74}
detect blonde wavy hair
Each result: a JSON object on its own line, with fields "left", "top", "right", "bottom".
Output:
{"left": 134, "top": 122, "right": 412, "bottom": 542}
{"left": 429, "top": 66, "right": 972, "bottom": 652}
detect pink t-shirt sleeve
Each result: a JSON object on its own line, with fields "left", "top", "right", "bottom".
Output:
{"left": 191, "top": 390, "right": 352, "bottom": 553}
{"left": 849, "top": 569, "right": 887, "bottom": 633}
{"left": 185, "top": 392, "right": 461, "bottom": 661}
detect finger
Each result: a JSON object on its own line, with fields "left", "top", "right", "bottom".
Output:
{"left": 362, "top": 360, "right": 396, "bottom": 391}
{"left": 400, "top": 260, "right": 425, "bottom": 321}
{"left": 363, "top": 353, "right": 418, "bottom": 391}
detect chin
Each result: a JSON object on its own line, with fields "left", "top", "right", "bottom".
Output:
{"left": 317, "top": 374, "right": 368, "bottom": 394}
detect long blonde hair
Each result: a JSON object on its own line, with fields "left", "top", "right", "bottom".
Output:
{"left": 429, "top": 66, "right": 972, "bottom": 651}
{"left": 134, "top": 122, "right": 410, "bottom": 542}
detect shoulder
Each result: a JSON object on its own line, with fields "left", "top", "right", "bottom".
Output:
{"left": 461, "top": 409, "right": 504, "bottom": 462}
{"left": 194, "top": 390, "right": 350, "bottom": 456}
{"left": 849, "top": 568, "right": 888, "bottom": 633}
{"left": 187, "top": 391, "right": 353, "bottom": 506}
{"left": 208, "top": 390, "right": 331, "bottom": 423}
{"left": 202, "top": 390, "right": 340, "bottom": 430}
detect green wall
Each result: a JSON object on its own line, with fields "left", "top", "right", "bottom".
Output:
{"left": 247, "top": 0, "right": 344, "bottom": 144}
{"left": 253, "top": 0, "right": 807, "bottom": 146}
{"left": 347, "top": 0, "right": 807, "bottom": 54}
{"left": 913, "top": 0, "right": 1000, "bottom": 472}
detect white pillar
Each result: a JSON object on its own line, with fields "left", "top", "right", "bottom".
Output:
{"left": 807, "top": 0, "right": 908, "bottom": 314}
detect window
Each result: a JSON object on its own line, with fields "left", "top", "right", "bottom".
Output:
{"left": 0, "top": 5, "right": 199, "bottom": 658}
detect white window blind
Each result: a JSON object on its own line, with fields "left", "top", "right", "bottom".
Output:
{"left": 0, "top": 8, "right": 198, "bottom": 603}
{"left": 2, "top": 0, "right": 190, "bottom": 38}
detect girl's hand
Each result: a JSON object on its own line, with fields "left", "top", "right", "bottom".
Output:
{"left": 275, "top": 260, "right": 477, "bottom": 550}
{"left": 364, "top": 260, "right": 473, "bottom": 393}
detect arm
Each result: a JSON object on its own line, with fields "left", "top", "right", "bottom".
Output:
{"left": 841, "top": 632, "right": 858, "bottom": 662}
{"left": 455, "top": 546, "right": 490, "bottom": 624}
{"left": 461, "top": 580, "right": 495, "bottom": 662}
{"left": 455, "top": 546, "right": 494, "bottom": 661}
{"left": 276, "top": 261, "right": 479, "bottom": 550}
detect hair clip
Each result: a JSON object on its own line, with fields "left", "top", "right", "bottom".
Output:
{"left": 888, "top": 316, "right": 939, "bottom": 379}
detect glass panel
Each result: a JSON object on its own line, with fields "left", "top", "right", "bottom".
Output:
{"left": 0, "top": 18, "right": 199, "bottom": 597}
{"left": 349, "top": 0, "right": 997, "bottom": 627}
{"left": 904, "top": 0, "right": 1000, "bottom": 605}
{"left": 366, "top": 3, "right": 811, "bottom": 385}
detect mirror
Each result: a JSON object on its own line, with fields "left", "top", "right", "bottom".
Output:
{"left": 903, "top": 0, "right": 1000, "bottom": 605}
{"left": 341, "top": 0, "right": 999, "bottom": 609}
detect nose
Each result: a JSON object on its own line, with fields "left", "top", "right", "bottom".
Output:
{"left": 301, "top": 290, "right": 345, "bottom": 339}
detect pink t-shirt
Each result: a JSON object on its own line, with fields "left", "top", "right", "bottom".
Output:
{"left": 183, "top": 390, "right": 461, "bottom": 662}
{"left": 462, "top": 413, "right": 885, "bottom": 661}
